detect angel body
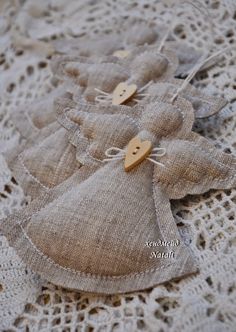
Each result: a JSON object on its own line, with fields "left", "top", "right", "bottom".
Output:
{"left": 2, "top": 96, "right": 236, "bottom": 293}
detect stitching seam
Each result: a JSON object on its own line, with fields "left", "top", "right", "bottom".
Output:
{"left": 16, "top": 218, "right": 180, "bottom": 280}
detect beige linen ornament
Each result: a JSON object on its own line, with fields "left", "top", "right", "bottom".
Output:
{"left": 2, "top": 97, "right": 236, "bottom": 294}
{"left": 9, "top": 85, "right": 64, "bottom": 140}
{"left": 8, "top": 94, "right": 141, "bottom": 199}
{"left": 54, "top": 47, "right": 226, "bottom": 115}
{"left": 52, "top": 17, "right": 203, "bottom": 77}
{"left": 54, "top": 47, "right": 178, "bottom": 103}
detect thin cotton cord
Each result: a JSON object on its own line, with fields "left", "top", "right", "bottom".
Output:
{"left": 171, "top": 46, "right": 233, "bottom": 103}
{"left": 146, "top": 158, "right": 165, "bottom": 167}
{"left": 138, "top": 80, "right": 153, "bottom": 93}
{"left": 149, "top": 147, "right": 166, "bottom": 157}
{"left": 184, "top": 0, "right": 215, "bottom": 44}
{"left": 158, "top": 24, "right": 174, "bottom": 52}
{"left": 158, "top": 1, "right": 215, "bottom": 54}
{"left": 94, "top": 88, "right": 110, "bottom": 96}
{"left": 104, "top": 147, "right": 125, "bottom": 161}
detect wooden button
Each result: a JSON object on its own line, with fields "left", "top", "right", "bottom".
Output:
{"left": 124, "top": 136, "right": 152, "bottom": 172}
{"left": 112, "top": 82, "right": 137, "bottom": 105}
{"left": 113, "top": 50, "right": 130, "bottom": 59}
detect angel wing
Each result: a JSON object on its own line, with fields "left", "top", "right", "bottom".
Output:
{"left": 153, "top": 132, "right": 236, "bottom": 199}
{"left": 67, "top": 109, "right": 139, "bottom": 165}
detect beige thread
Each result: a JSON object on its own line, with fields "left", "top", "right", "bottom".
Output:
{"left": 18, "top": 155, "right": 50, "bottom": 191}
{"left": 171, "top": 46, "right": 234, "bottom": 103}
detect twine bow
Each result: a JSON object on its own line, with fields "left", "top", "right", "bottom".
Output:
{"left": 103, "top": 146, "right": 166, "bottom": 168}
{"left": 94, "top": 81, "right": 152, "bottom": 104}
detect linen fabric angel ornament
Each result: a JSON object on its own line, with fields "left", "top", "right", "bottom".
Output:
{"left": 53, "top": 47, "right": 178, "bottom": 103}
{"left": 52, "top": 18, "right": 164, "bottom": 57}
{"left": 4, "top": 88, "right": 63, "bottom": 173}
{"left": 54, "top": 50, "right": 226, "bottom": 115}
{"left": 52, "top": 17, "right": 203, "bottom": 77}
{"left": 2, "top": 95, "right": 236, "bottom": 294}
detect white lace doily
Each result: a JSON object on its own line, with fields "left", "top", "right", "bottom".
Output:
{"left": 0, "top": 0, "right": 236, "bottom": 331}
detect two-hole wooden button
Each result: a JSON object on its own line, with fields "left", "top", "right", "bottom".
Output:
{"left": 112, "top": 82, "right": 137, "bottom": 105}
{"left": 124, "top": 136, "right": 152, "bottom": 172}
{"left": 113, "top": 50, "right": 130, "bottom": 59}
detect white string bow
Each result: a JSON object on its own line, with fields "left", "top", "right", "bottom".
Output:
{"left": 103, "top": 146, "right": 166, "bottom": 167}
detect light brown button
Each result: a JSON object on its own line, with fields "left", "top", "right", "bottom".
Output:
{"left": 112, "top": 82, "right": 137, "bottom": 105}
{"left": 124, "top": 136, "right": 152, "bottom": 172}
{"left": 113, "top": 50, "right": 130, "bottom": 59}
